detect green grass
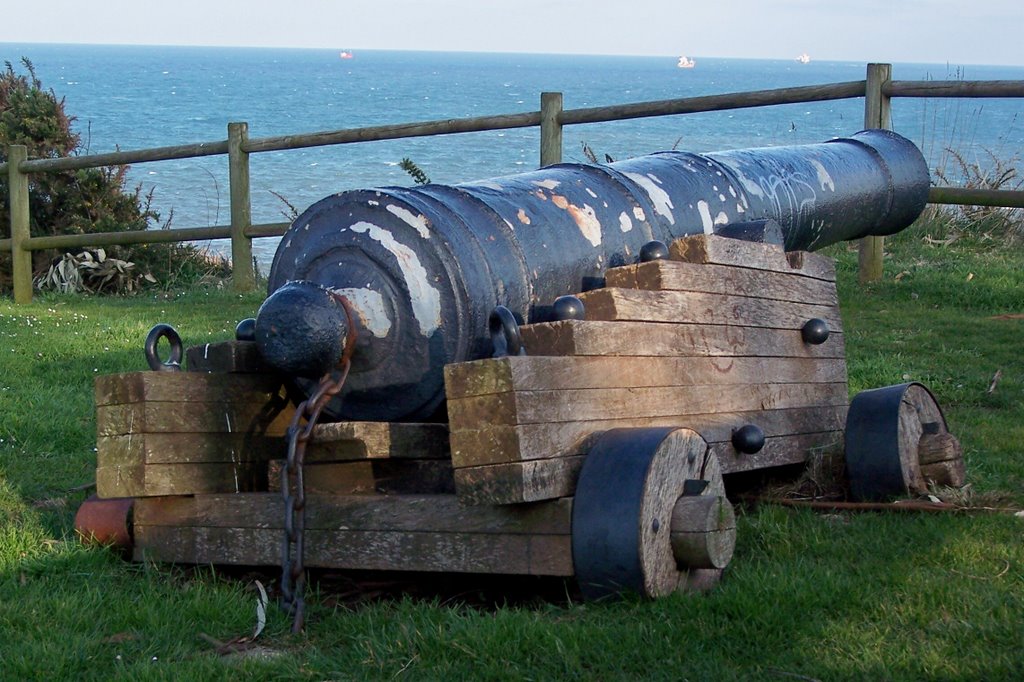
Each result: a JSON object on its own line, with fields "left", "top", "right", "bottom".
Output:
{"left": 1, "top": 223, "right": 1023, "bottom": 681}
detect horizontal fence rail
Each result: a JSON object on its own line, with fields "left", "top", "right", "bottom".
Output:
{"left": 4, "top": 65, "right": 1023, "bottom": 302}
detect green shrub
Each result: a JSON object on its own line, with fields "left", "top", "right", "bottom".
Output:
{"left": 0, "top": 58, "right": 230, "bottom": 294}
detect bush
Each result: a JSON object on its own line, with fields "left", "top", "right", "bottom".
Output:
{"left": 0, "top": 58, "right": 230, "bottom": 294}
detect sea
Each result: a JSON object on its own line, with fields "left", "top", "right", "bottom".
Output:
{"left": 3, "top": 43, "right": 1023, "bottom": 268}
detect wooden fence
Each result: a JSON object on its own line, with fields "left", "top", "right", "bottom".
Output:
{"left": 3, "top": 63, "right": 1024, "bottom": 304}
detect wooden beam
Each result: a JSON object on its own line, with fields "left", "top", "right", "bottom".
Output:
{"left": 228, "top": 122, "right": 255, "bottom": 292}
{"left": 540, "top": 92, "right": 563, "bottom": 167}
{"left": 605, "top": 258, "right": 838, "bottom": 305}
{"left": 447, "top": 382, "right": 848, "bottom": 428}
{"left": 669, "top": 235, "right": 836, "bottom": 281}
{"left": 8, "top": 145, "right": 32, "bottom": 304}
{"left": 859, "top": 63, "right": 892, "bottom": 284}
{"left": 445, "top": 355, "right": 848, "bottom": 399}
{"left": 578, "top": 287, "right": 843, "bottom": 332}
{"left": 518, "top": 320, "right": 845, "bottom": 359}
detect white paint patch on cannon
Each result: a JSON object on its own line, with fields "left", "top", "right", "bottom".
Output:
{"left": 619, "top": 212, "right": 633, "bottom": 233}
{"left": 532, "top": 179, "right": 561, "bottom": 190}
{"left": 623, "top": 172, "right": 675, "bottom": 225}
{"left": 330, "top": 286, "right": 393, "bottom": 338}
{"left": 696, "top": 200, "right": 714, "bottom": 234}
{"left": 386, "top": 204, "right": 431, "bottom": 239}
{"left": 810, "top": 160, "right": 836, "bottom": 192}
{"left": 348, "top": 221, "right": 442, "bottom": 337}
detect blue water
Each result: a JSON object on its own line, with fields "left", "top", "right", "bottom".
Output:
{"left": 3, "top": 43, "right": 1023, "bottom": 267}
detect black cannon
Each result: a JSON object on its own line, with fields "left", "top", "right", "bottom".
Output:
{"left": 255, "top": 129, "right": 929, "bottom": 421}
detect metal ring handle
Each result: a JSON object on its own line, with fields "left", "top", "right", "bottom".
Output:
{"left": 489, "top": 306, "right": 523, "bottom": 357}
{"left": 144, "top": 324, "right": 183, "bottom": 372}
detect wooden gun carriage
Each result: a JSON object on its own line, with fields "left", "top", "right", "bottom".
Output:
{"left": 78, "top": 234, "right": 963, "bottom": 600}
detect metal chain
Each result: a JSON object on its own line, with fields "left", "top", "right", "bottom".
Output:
{"left": 280, "top": 294, "right": 356, "bottom": 633}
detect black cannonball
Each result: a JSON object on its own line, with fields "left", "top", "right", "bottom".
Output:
{"left": 552, "top": 295, "right": 586, "bottom": 321}
{"left": 731, "top": 424, "right": 766, "bottom": 454}
{"left": 235, "top": 317, "right": 257, "bottom": 341}
{"left": 639, "top": 240, "right": 670, "bottom": 262}
{"left": 801, "top": 318, "right": 831, "bottom": 345}
{"left": 254, "top": 281, "right": 349, "bottom": 378}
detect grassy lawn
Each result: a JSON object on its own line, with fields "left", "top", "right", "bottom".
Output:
{"left": 1, "top": 221, "right": 1022, "bottom": 681}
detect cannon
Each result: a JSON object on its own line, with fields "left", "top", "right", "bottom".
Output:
{"left": 254, "top": 129, "right": 930, "bottom": 422}
{"left": 78, "top": 128, "right": 968, "bottom": 614}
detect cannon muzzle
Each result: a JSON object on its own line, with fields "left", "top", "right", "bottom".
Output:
{"left": 257, "top": 129, "right": 929, "bottom": 421}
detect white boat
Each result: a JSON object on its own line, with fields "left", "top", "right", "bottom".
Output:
{"left": 797, "top": 53, "right": 811, "bottom": 64}
{"left": 339, "top": 51, "right": 354, "bottom": 59}
{"left": 677, "top": 55, "right": 696, "bottom": 68}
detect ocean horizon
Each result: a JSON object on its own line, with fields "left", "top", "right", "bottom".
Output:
{"left": 3, "top": 42, "right": 1022, "bottom": 267}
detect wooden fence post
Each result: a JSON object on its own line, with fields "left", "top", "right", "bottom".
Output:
{"left": 859, "top": 63, "right": 892, "bottom": 284}
{"left": 228, "top": 122, "right": 255, "bottom": 292}
{"left": 540, "top": 92, "right": 563, "bottom": 167}
{"left": 8, "top": 145, "right": 33, "bottom": 304}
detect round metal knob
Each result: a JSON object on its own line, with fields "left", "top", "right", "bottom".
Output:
{"left": 731, "top": 424, "right": 765, "bottom": 454}
{"left": 235, "top": 317, "right": 256, "bottom": 341}
{"left": 639, "top": 240, "right": 670, "bottom": 262}
{"left": 801, "top": 318, "right": 830, "bottom": 345}
{"left": 552, "top": 295, "right": 585, "bottom": 321}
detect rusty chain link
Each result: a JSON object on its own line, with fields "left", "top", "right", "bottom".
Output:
{"left": 280, "top": 294, "right": 356, "bottom": 633}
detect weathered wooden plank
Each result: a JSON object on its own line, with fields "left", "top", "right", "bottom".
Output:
{"left": 95, "top": 371, "right": 286, "bottom": 406}
{"left": 604, "top": 258, "right": 838, "bottom": 306}
{"left": 97, "top": 432, "right": 282, "bottom": 468}
{"left": 448, "top": 382, "right": 848, "bottom": 428}
{"left": 133, "top": 493, "right": 572, "bottom": 535}
{"left": 445, "top": 355, "right": 847, "bottom": 400}
{"left": 519, "top": 320, "right": 846, "bottom": 359}
{"left": 133, "top": 525, "right": 574, "bottom": 576}
{"left": 449, "top": 405, "right": 848, "bottom": 468}
{"left": 96, "top": 401, "right": 293, "bottom": 437}
{"left": 454, "top": 456, "right": 585, "bottom": 505}
{"left": 669, "top": 234, "right": 836, "bottom": 281}
{"left": 185, "top": 340, "right": 270, "bottom": 373}
{"left": 309, "top": 422, "right": 450, "bottom": 461}
{"left": 269, "top": 459, "right": 455, "bottom": 495}
{"left": 96, "top": 462, "right": 265, "bottom": 498}
{"left": 578, "top": 287, "right": 843, "bottom": 332}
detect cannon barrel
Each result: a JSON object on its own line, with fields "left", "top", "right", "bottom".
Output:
{"left": 255, "top": 129, "right": 929, "bottom": 421}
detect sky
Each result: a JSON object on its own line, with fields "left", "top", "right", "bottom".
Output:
{"left": 4, "top": 0, "right": 1023, "bottom": 66}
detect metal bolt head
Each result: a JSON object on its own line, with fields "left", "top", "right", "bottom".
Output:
{"left": 638, "top": 238, "right": 671, "bottom": 260}
{"left": 235, "top": 317, "right": 257, "bottom": 341}
{"left": 552, "top": 295, "right": 586, "bottom": 321}
{"left": 732, "top": 424, "right": 766, "bottom": 454}
{"left": 801, "top": 318, "right": 830, "bottom": 345}
{"left": 639, "top": 240, "right": 670, "bottom": 262}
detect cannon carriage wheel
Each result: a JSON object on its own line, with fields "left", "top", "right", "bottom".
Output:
{"left": 572, "top": 427, "right": 736, "bottom": 600}
{"left": 845, "top": 382, "right": 964, "bottom": 501}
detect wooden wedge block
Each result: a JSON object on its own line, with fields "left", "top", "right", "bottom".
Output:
{"left": 578, "top": 287, "right": 843, "bottom": 332}
{"left": 604, "top": 258, "right": 839, "bottom": 306}
{"left": 133, "top": 493, "right": 574, "bottom": 575}
{"left": 519, "top": 320, "right": 845, "bottom": 359}
{"left": 669, "top": 234, "right": 836, "bottom": 281}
